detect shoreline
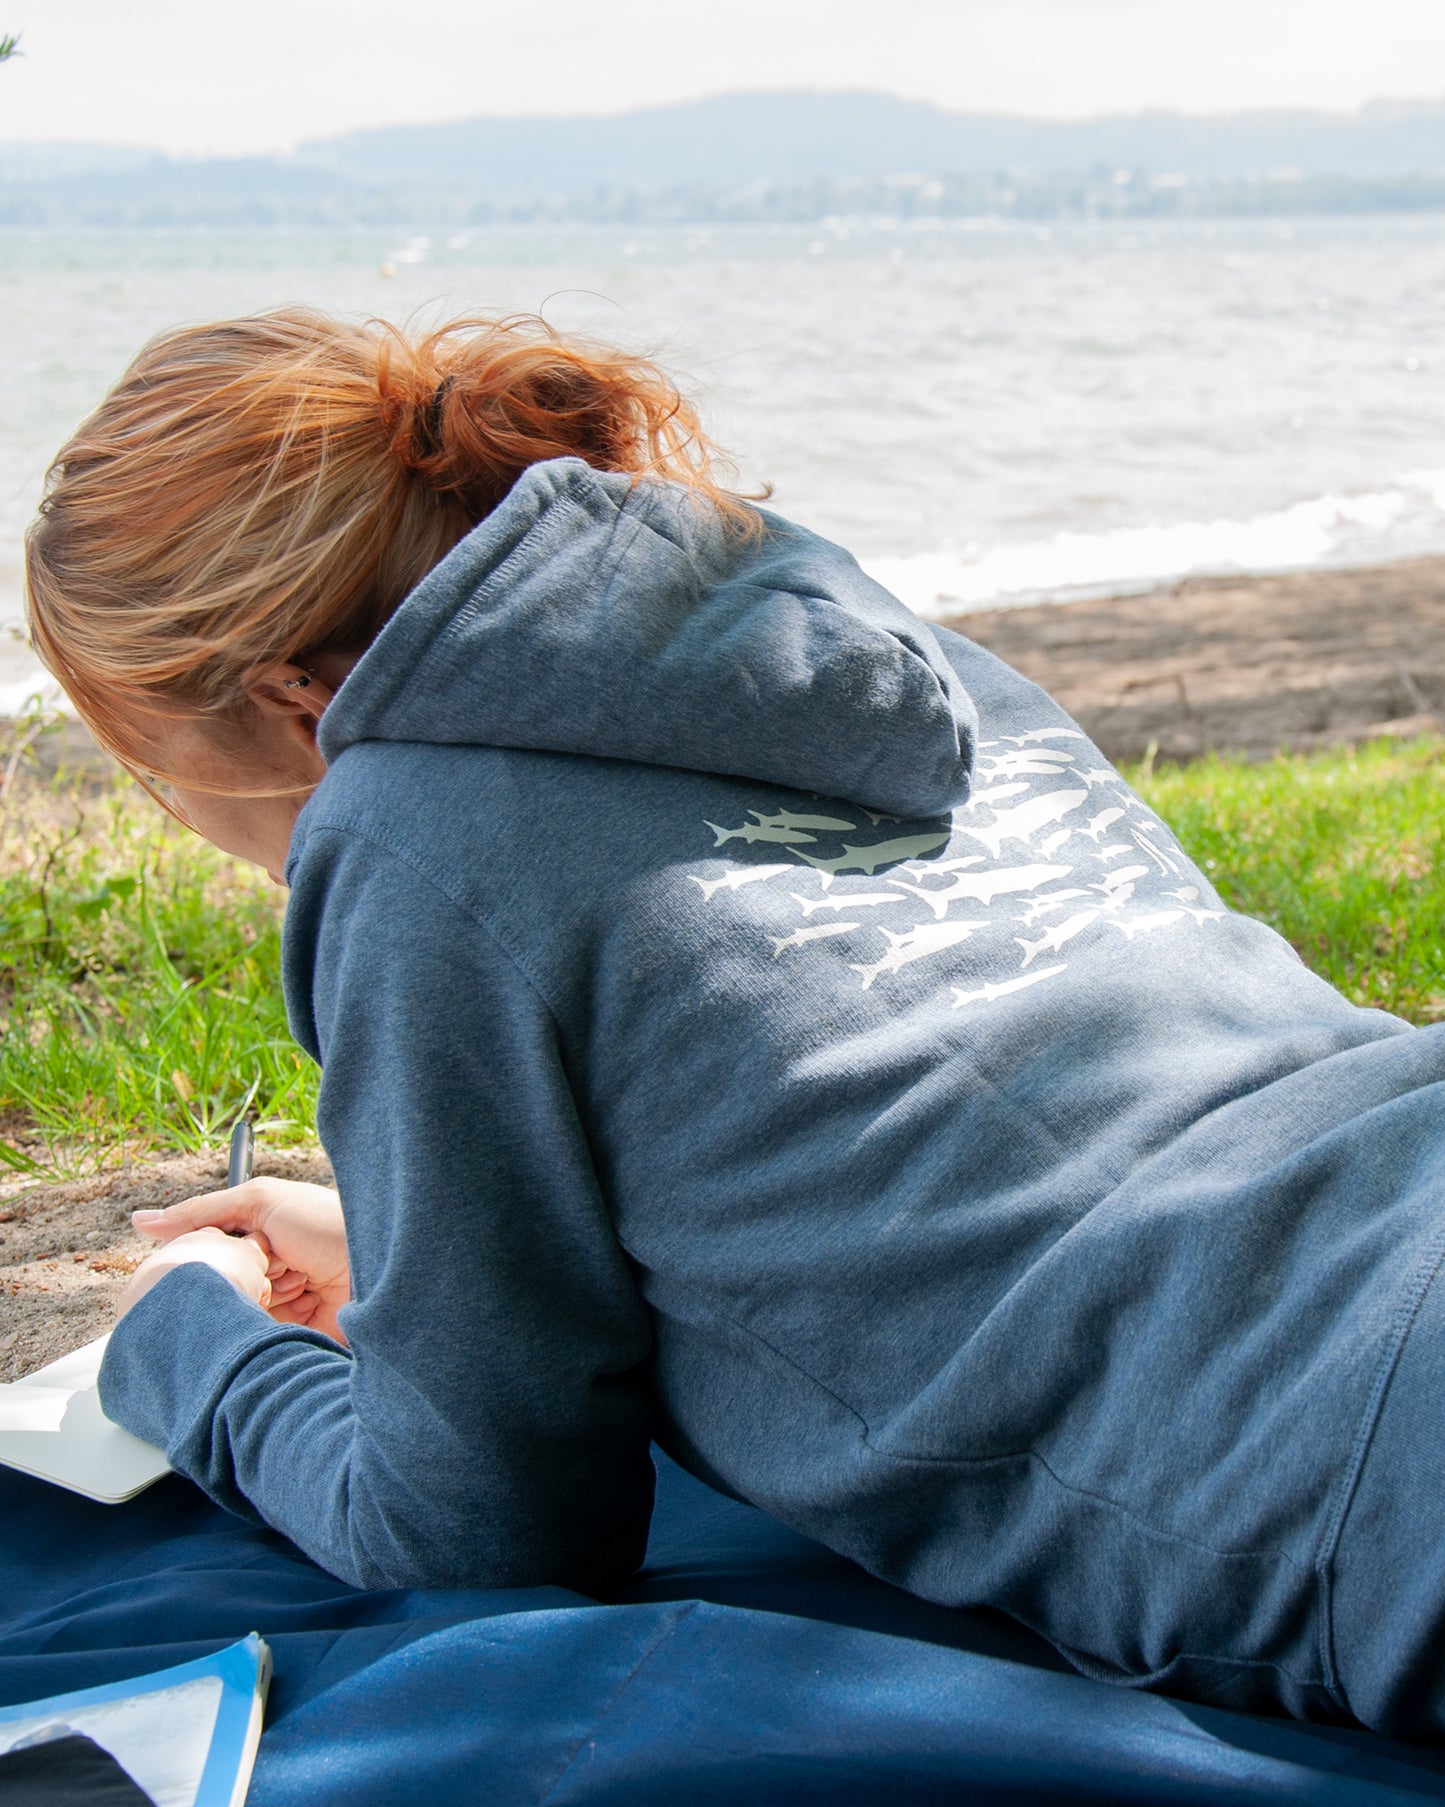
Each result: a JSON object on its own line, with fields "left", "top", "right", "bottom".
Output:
{"left": 938, "top": 553, "right": 1445, "bottom": 764}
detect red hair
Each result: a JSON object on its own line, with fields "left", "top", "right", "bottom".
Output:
{"left": 25, "top": 308, "right": 758, "bottom": 781}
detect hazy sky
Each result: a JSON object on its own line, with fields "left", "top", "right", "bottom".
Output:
{"left": 3, "top": 0, "right": 1444, "bottom": 154}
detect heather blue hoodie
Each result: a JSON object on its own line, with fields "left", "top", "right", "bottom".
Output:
{"left": 102, "top": 459, "right": 1445, "bottom": 1726}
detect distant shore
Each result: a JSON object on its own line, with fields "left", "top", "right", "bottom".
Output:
{"left": 939, "top": 555, "right": 1445, "bottom": 764}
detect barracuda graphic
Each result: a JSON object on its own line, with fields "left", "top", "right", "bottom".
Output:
{"left": 706, "top": 816, "right": 819, "bottom": 848}
{"left": 689, "top": 863, "right": 796, "bottom": 903}
{"left": 751, "top": 809, "right": 858, "bottom": 833}
{"left": 796, "top": 829, "right": 953, "bottom": 876}
{"left": 951, "top": 965, "right": 1068, "bottom": 1010}
{"left": 693, "top": 722, "right": 1221, "bottom": 1009}
{"left": 889, "top": 862, "right": 1073, "bottom": 922}
{"left": 1016, "top": 888, "right": 1093, "bottom": 926}
{"left": 851, "top": 919, "right": 990, "bottom": 990}
{"left": 793, "top": 890, "right": 909, "bottom": 917}
{"left": 959, "top": 789, "right": 1090, "bottom": 860}
{"left": 770, "top": 920, "right": 861, "bottom": 958}
{"left": 1082, "top": 807, "right": 1126, "bottom": 842}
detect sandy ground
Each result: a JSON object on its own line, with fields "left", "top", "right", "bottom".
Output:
{"left": 940, "top": 554, "right": 1445, "bottom": 764}
{"left": 0, "top": 1147, "right": 332, "bottom": 1383}
{"left": 4, "top": 555, "right": 1444, "bottom": 1381}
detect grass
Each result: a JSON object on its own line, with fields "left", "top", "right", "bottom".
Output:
{"left": 0, "top": 720, "right": 1442, "bottom": 1178}
{"left": 1128, "top": 735, "right": 1445, "bottom": 1023}
{"left": 0, "top": 742, "right": 316, "bottom": 1178}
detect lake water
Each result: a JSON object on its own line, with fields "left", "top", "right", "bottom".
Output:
{"left": 4, "top": 214, "right": 1445, "bottom": 710}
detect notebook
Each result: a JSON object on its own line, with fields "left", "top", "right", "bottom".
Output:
{"left": 0, "top": 1334, "right": 171, "bottom": 1503}
{"left": 0, "top": 1633, "right": 270, "bottom": 1807}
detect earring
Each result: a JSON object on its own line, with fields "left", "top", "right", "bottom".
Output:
{"left": 283, "top": 672, "right": 313, "bottom": 690}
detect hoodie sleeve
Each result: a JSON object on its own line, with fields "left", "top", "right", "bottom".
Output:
{"left": 99, "top": 824, "right": 657, "bottom": 1592}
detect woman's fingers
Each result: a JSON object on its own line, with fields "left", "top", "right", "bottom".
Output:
{"left": 132, "top": 1185, "right": 262, "bottom": 1243}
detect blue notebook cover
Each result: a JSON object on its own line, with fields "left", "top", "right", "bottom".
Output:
{"left": 0, "top": 1632, "right": 270, "bottom": 1806}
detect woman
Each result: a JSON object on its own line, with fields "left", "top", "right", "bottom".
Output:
{"left": 25, "top": 309, "right": 1445, "bottom": 1740}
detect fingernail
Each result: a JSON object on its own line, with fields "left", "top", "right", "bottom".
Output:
{"left": 132, "top": 1210, "right": 163, "bottom": 1223}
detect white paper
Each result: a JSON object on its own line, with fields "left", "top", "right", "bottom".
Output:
{"left": 0, "top": 1334, "right": 171, "bottom": 1503}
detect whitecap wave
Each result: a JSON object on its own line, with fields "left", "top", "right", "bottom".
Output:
{"left": 864, "top": 471, "right": 1445, "bottom": 618}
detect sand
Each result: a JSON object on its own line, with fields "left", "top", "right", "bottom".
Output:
{"left": 939, "top": 555, "right": 1445, "bottom": 765}
{"left": 5, "top": 554, "right": 1444, "bottom": 1381}
{"left": 0, "top": 1147, "right": 332, "bottom": 1383}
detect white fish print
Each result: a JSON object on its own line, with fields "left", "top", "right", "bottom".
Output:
{"left": 1037, "top": 830, "right": 1072, "bottom": 859}
{"left": 890, "top": 861, "right": 1073, "bottom": 922}
{"left": 1079, "top": 767, "right": 1118, "bottom": 789}
{"left": 959, "top": 789, "right": 1089, "bottom": 860}
{"left": 750, "top": 808, "right": 858, "bottom": 833}
{"left": 770, "top": 920, "right": 861, "bottom": 958}
{"left": 689, "top": 863, "right": 796, "bottom": 903}
{"left": 793, "top": 890, "right": 906, "bottom": 917}
{"left": 1098, "top": 844, "right": 1134, "bottom": 862}
{"left": 1165, "top": 887, "right": 1200, "bottom": 904}
{"left": 797, "top": 829, "right": 952, "bottom": 876}
{"left": 1015, "top": 908, "right": 1101, "bottom": 967}
{"left": 1016, "top": 888, "right": 1092, "bottom": 926}
{"left": 1082, "top": 807, "right": 1126, "bottom": 843}
{"left": 1092, "top": 864, "right": 1150, "bottom": 897}
{"left": 914, "top": 854, "right": 987, "bottom": 876}
{"left": 862, "top": 809, "right": 903, "bottom": 826}
{"left": 1002, "top": 728, "right": 1088, "bottom": 747}
{"left": 979, "top": 749, "right": 1077, "bottom": 779}
{"left": 706, "top": 818, "right": 817, "bottom": 848}
{"left": 1132, "top": 828, "right": 1182, "bottom": 876}
{"left": 1181, "top": 905, "right": 1227, "bottom": 925}
{"left": 951, "top": 964, "right": 1068, "bottom": 1010}
{"left": 1109, "top": 909, "right": 1186, "bottom": 941}
{"left": 965, "top": 782, "right": 1031, "bottom": 809}
{"left": 850, "top": 918, "right": 989, "bottom": 989}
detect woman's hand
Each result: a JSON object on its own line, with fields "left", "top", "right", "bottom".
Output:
{"left": 128, "top": 1178, "right": 352, "bottom": 1344}
{"left": 117, "top": 1226, "right": 272, "bottom": 1320}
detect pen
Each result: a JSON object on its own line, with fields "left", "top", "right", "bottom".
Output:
{"left": 227, "top": 1119, "right": 255, "bottom": 1190}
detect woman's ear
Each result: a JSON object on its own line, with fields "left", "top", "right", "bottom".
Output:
{"left": 244, "top": 663, "right": 336, "bottom": 723}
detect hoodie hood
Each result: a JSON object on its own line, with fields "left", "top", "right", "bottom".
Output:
{"left": 318, "top": 458, "right": 977, "bottom": 818}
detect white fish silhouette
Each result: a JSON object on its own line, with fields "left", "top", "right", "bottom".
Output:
{"left": 979, "top": 749, "right": 1077, "bottom": 779}
{"left": 1079, "top": 767, "right": 1118, "bottom": 789}
{"left": 1092, "top": 864, "right": 1150, "bottom": 897}
{"left": 1132, "top": 829, "right": 1181, "bottom": 876}
{"left": 1016, "top": 888, "right": 1092, "bottom": 926}
{"left": 850, "top": 918, "right": 988, "bottom": 989}
{"left": 707, "top": 819, "right": 817, "bottom": 848}
{"left": 1015, "top": 908, "right": 1100, "bottom": 967}
{"left": 797, "top": 829, "right": 952, "bottom": 876}
{"left": 862, "top": 809, "right": 903, "bottom": 826}
{"left": 793, "top": 890, "right": 906, "bottom": 916}
{"left": 751, "top": 808, "right": 857, "bottom": 833}
{"left": 769, "top": 920, "right": 861, "bottom": 957}
{"left": 1164, "top": 886, "right": 1200, "bottom": 904}
{"left": 1098, "top": 844, "right": 1134, "bottom": 862}
{"left": 966, "top": 782, "right": 1031, "bottom": 809}
{"left": 890, "top": 861, "right": 1072, "bottom": 922}
{"left": 1109, "top": 909, "right": 1186, "bottom": 941}
{"left": 960, "top": 789, "right": 1089, "bottom": 859}
{"left": 951, "top": 964, "right": 1068, "bottom": 1010}
{"left": 1002, "top": 728, "right": 1088, "bottom": 747}
{"left": 689, "top": 863, "right": 795, "bottom": 903}
{"left": 1182, "top": 905, "right": 1227, "bottom": 925}
{"left": 917, "top": 854, "right": 988, "bottom": 876}
{"left": 1082, "top": 807, "right": 1126, "bottom": 843}
{"left": 1037, "top": 829, "right": 1072, "bottom": 859}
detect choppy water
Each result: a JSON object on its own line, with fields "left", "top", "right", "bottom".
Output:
{"left": 4, "top": 215, "right": 1445, "bottom": 709}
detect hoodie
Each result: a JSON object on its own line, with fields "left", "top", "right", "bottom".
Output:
{"left": 101, "top": 459, "right": 1445, "bottom": 1713}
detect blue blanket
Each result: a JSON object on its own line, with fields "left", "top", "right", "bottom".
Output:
{"left": 4, "top": 1454, "right": 1444, "bottom": 1804}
